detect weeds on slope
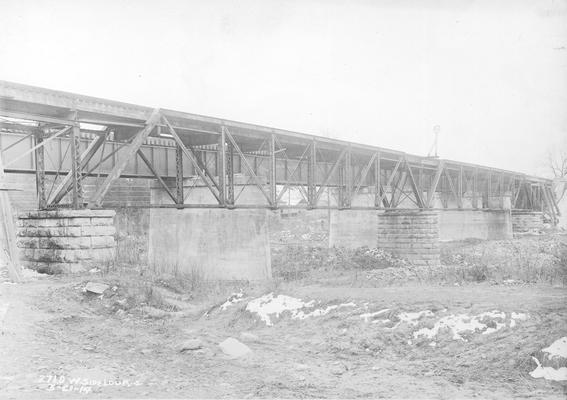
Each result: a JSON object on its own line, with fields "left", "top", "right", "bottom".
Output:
{"left": 78, "top": 260, "right": 267, "bottom": 318}
{"left": 271, "top": 246, "right": 409, "bottom": 281}
{"left": 272, "top": 234, "right": 567, "bottom": 287}
{"left": 440, "top": 235, "right": 567, "bottom": 285}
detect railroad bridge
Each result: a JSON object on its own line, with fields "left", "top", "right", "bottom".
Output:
{"left": 0, "top": 81, "right": 560, "bottom": 278}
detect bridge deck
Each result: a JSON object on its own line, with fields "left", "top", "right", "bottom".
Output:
{"left": 0, "top": 80, "right": 558, "bottom": 219}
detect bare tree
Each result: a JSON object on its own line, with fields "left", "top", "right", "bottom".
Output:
{"left": 548, "top": 142, "right": 567, "bottom": 202}
{"left": 548, "top": 149, "right": 567, "bottom": 178}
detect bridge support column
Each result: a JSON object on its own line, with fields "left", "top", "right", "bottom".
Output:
{"left": 439, "top": 210, "right": 512, "bottom": 241}
{"left": 511, "top": 211, "right": 544, "bottom": 234}
{"left": 377, "top": 210, "right": 440, "bottom": 266}
{"left": 148, "top": 208, "right": 272, "bottom": 280}
{"left": 16, "top": 209, "right": 116, "bottom": 273}
{"left": 328, "top": 210, "right": 379, "bottom": 249}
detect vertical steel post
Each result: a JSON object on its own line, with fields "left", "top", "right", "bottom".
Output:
{"left": 440, "top": 172, "right": 446, "bottom": 208}
{"left": 472, "top": 168, "right": 478, "bottom": 209}
{"left": 219, "top": 127, "right": 227, "bottom": 206}
{"left": 175, "top": 144, "right": 184, "bottom": 206}
{"left": 374, "top": 151, "right": 381, "bottom": 208}
{"left": 344, "top": 145, "right": 352, "bottom": 208}
{"left": 513, "top": 177, "right": 520, "bottom": 209}
{"left": 70, "top": 113, "right": 83, "bottom": 209}
{"left": 419, "top": 163, "right": 424, "bottom": 203}
{"left": 458, "top": 166, "right": 463, "bottom": 207}
{"left": 34, "top": 127, "right": 47, "bottom": 209}
{"left": 487, "top": 172, "right": 493, "bottom": 209}
{"left": 338, "top": 161, "right": 344, "bottom": 208}
{"left": 499, "top": 173, "right": 504, "bottom": 209}
{"left": 226, "top": 140, "right": 235, "bottom": 206}
{"left": 307, "top": 140, "right": 316, "bottom": 208}
{"left": 270, "top": 133, "right": 277, "bottom": 207}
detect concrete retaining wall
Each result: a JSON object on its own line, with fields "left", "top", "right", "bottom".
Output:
{"left": 148, "top": 208, "right": 272, "bottom": 280}
{"left": 328, "top": 210, "right": 379, "bottom": 248}
{"left": 16, "top": 209, "right": 116, "bottom": 273}
{"left": 377, "top": 211, "right": 440, "bottom": 266}
{"left": 114, "top": 208, "right": 150, "bottom": 265}
{"left": 511, "top": 211, "right": 544, "bottom": 233}
{"left": 439, "top": 210, "right": 513, "bottom": 241}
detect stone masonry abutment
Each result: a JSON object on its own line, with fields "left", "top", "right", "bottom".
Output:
{"left": 17, "top": 210, "right": 116, "bottom": 274}
{"left": 511, "top": 211, "right": 544, "bottom": 233}
{"left": 376, "top": 211, "right": 440, "bottom": 266}
{"left": 328, "top": 209, "right": 441, "bottom": 266}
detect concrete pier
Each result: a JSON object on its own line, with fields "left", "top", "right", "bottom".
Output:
{"left": 328, "top": 210, "right": 379, "bottom": 248}
{"left": 148, "top": 208, "right": 272, "bottom": 280}
{"left": 439, "top": 210, "right": 512, "bottom": 241}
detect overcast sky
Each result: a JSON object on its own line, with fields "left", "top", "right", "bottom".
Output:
{"left": 1, "top": 0, "right": 566, "bottom": 176}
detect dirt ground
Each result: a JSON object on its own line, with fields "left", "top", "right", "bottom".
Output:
{"left": 1, "top": 266, "right": 566, "bottom": 399}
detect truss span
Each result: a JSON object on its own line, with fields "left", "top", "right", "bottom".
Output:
{"left": 0, "top": 80, "right": 559, "bottom": 221}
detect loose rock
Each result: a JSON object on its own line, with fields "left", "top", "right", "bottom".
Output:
{"left": 330, "top": 363, "right": 347, "bottom": 375}
{"left": 179, "top": 339, "right": 203, "bottom": 352}
{"left": 84, "top": 282, "right": 109, "bottom": 295}
{"left": 219, "top": 337, "right": 251, "bottom": 358}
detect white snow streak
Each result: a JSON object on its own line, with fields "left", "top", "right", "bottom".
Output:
{"left": 246, "top": 293, "right": 356, "bottom": 325}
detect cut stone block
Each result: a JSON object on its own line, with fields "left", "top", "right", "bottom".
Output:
{"left": 85, "top": 282, "right": 109, "bottom": 294}
{"left": 17, "top": 209, "right": 117, "bottom": 274}
{"left": 219, "top": 337, "right": 252, "bottom": 358}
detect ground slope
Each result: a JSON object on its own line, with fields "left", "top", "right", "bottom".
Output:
{"left": 0, "top": 274, "right": 565, "bottom": 399}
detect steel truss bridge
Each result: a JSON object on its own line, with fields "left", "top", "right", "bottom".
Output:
{"left": 0, "top": 81, "right": 560, "bottom": 222}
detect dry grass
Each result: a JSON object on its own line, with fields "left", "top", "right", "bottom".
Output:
{"left": 91, "top": 257, "right": 273, "bottom": 318}
{"left": 271, "top": 246, "right": 408, "bottom": 282}
{"left": 440, "top": 234, "right": 567, "bottom": 285}
{"left": 271, "top": 234, "right": 567, "bottom": 287}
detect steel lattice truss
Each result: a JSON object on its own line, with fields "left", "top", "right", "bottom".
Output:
{"left": 0, "top": 81, "right": 560, "bottom": 222}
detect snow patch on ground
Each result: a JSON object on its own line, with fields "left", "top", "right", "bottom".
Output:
{"left": 359, "top": 309, "right": 390, "bottom": 323}
{"left": 294, "top": 302, "right": 356, "bottom": 319}
{"left": 399, "top": 310, "right": 434, "bottom": 326}
{"left": 246, "top": 294, "right": 313, "bottom": 326}
{"left": 414, "top": 314, "right": 485, "bottom": 341}
{"left": 530, "top": 357, "right": 567, "bottom": 381}
{"left": 220, "top": 291, "right": 245, "bottom": 311}
{"left": 413, "top": 310, "right": 528, "bottom": 341}
{"left": 378, "top": 310, "right": 435, "bottom": 330}
{"left": 509, "top": 312, "right": 528, "bottom": 328}
{"left": 542, "top": 337, "right": 567, "bottom": 359}
{"left": 22, "top": 268, "right": 43, "bottom": 279}
{"left": 246, "top": 294, "right": 357, "bottom": 325}
{"left": 530, "top": 336, "right": 567, "bottom": 381}
{"left": 511, "top": 312, "right": 528, "bottom": 321}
